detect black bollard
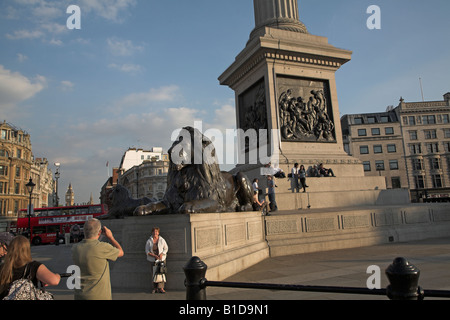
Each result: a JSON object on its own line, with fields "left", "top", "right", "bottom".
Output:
{"left": 183, "top": 256, "right": 208, "bottom": 300}
{"left": 385, "top": 257, "right": 424, "bottom": 300}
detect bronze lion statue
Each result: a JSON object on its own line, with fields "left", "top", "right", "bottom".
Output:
{"left": 100, "top": 184, "right": 155, "bottom": 219}
{"left": 134, "top": 126, "right": 254, "bottom": 215}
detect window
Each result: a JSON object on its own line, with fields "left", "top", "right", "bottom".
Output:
{"left": 414, "top": 175, "right": 425, "bottom": 189}
{"left": 432, "top": 175, "right": 443, "bottom": 188}
{"left": 385, "top": 127, "right": 394, "bottom": 135}
{"left": 0, "top": 165, "right": 7, "bottom": 176}
{"left": 0, "top": 150, "right": 8, "bottom": 158}
{"left": 422, "top": 115, "right": 436, "bottom": 125}
{"left": 445, "top": 142, "right": 450, "bottom": 153}
{"left": 408, "top": 116, "right": 416, "bottom": 125}
{"left": 409, "top": 131, "right": 418, "bottom": 140}
{"left": 380, "top": 116, "right": 389, "bottom": 123}
{"left": 374, "top": 145, "right": 383, "bottom": 154}
{"left": 391, "top": 177, "right": 401, "bottom": 189}
{"left": 367, "top": 117, "right": 376, "bottom": 124}
{"left": 371, "top": 128, "right": 380, "bottom": 136}
{"left": 430, "top": 158, "right": 441, "bottom": 170}
{"left": 358, "top": 129, "right": 367, "bottom": 136}
{"left": 16, "top": 149, "right": 21, "bottom": 159}
{"left": 424, "top": 130, "right": 437, "bottom": 139}
{"left": 0, "top": 182, "right": 6, "bottom": 193}
{"left": 360, "top": 146, "right": 369, "bottom": 154}
{"left": 443, "top": 114, "right": 449, "bottom": 124}
{"left": 409, "top": 144, "right": 422, "bottom": 154}
{"left": 444, "top": 129, "right": 450, "bottom": 138}
{"left": 426, "top": 143, "right": 439, "bottom": 154}
{"left": 389, "top": 160, "right": 399, "bottom": 170}
{"left": 15, "top": 167, "right": 20, "bottom": 178}
{"left": 387, "top": 144, "right": 397, "bottom": 153}
{"left": 343, "top": 143, "right": 350, "bottom": 154}
{"left": 1, "top": 130, "right": 7, "bottom": 140}
{"left": 354, "top": 118, "right": 363, "bottom": 124}
{"left": 363, "top": 161, "right": 371, "bottom": 172}
{"left": 14, "top": 183, "right": 20, "bottom": 194}
{"left": 375, "top": 160, "right": 385, "bottom": 171}
{"left": 412, "top": 159, "right": 423, "bottom": 171}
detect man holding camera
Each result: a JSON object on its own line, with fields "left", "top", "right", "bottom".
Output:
{"left": 72, "top": 218, "right": 124, "bottom": 300}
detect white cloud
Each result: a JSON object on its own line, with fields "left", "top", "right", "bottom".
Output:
{"left": 6, "top": 29, "right": 44, "bottom": 40}
{"left": 0, "top": 65, "right": 47, "bottom": 113}
{"left": 60, "top": 80, "right": 75, "bottom": 91}
{"left": 112, "top": 85, "right": 180, "bottom": 113}
{"left": 17, "top": 53, "right": 28, "bottom": 62}
{"left": 107, "top": 37, "right": 144, "bottom": 56}
{"left": 108, "top": 63, "right": 143, "bottom": 74}
{"left": 79, "top": 0, "right": 137, "bottom": 22}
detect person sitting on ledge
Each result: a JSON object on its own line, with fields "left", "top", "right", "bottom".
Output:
{"left": 252, "top": 191, "right": 270, "bottom": 216}
{"left": 318, "top": 163, "right": 336, "bottom": 177}
{"left": 309, "top": 165, "right": 319, "bottom": 177}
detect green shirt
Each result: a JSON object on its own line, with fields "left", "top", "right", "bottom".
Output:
{"left": 72, "top": 239, "right": 119, "bottom": 300}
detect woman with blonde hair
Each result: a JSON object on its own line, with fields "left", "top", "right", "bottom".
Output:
{"left": 0, "top": 235, "right": 61, "bottom": 299}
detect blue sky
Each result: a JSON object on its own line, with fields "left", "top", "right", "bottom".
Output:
{"left": 1, "top": 0, "right": 449, "bottom": 204}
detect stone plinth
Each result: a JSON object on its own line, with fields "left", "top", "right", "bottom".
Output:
{"left": 102, "top": 203, "right": 450, "bottom": 291}
{"left": 103, "top": 212, "right": 269, "bottom": 291}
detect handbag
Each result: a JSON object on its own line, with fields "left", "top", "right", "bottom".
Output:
{"left": 152, "top": 261, "right": 167, "bottom": 283}
{"left": 155, "top": 261, "right": 167, "bottom": 274}
{"left": 3, "top": 264, "right": 54, "bottom": 300}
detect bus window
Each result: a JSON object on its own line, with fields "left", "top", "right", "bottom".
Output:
{"left": 78, "top": 207, "right": 88, "bottom": 215}
{"left": 47, "top": 225, "right": 60, "bottom": 233}
{"left": 89, "top": 205, "right": 102, "bottom": 214}
{"left": 33, "top": 226, "right": 46, "bottom": 235}
{"left": 48, "top": 209, "right": 61, "bottom": 216}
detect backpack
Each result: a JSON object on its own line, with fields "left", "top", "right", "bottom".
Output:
{"left": 2, "top": 264, "right": 54, "bottom": 301}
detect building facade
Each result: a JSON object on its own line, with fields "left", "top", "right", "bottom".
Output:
{"left": 397, "top": 93, "right": 450, "bottom": 201}
{"left": 342, "top": 92, "right": 450, "bottom": 201}
{"left": 118, "top": 158, "right": 169, "bottom": 201}
{"left": 0, "top": 122, "right": 56, "bottom": 217}
{"left": 31, "top": 158, "right": 56, "bottom": 209}
{"left": 341, "top": 109, "right": 407, "bottom": 190}
{"left": 0, "top": 122, "right": 34, "bottom": 216}
{"left": 118, "top": 147, "right": 167, "bottom": 172}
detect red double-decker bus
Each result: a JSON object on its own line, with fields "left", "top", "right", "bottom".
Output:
{"left": 17, "top": 204, "right": 108, "bottom": 245}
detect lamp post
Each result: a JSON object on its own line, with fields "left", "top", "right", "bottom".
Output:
{"left": 25, "top": 178, "right": 35, "bottom": 240}
{"left": 54, "top": 163, "right": 60, "bottom": 207}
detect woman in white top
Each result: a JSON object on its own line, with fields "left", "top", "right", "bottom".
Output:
{"left": 291, "top": 163, "right": 300, "bottom": 192}
{"left": 145, "top": 227, "right": 169, "bottom": 293}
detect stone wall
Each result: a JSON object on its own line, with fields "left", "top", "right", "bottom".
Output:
{"left": 103, "top": 203, "right": 450, "bottom": 291}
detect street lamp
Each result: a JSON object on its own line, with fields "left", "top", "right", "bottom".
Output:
{"left": 54, "top": 163, "right": 60, "bottom": 207}
{"left": 25, "top": 178, "right": 35, "bottom": 240}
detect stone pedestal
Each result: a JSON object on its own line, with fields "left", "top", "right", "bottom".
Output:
{"left": 220, "top": 0, "right": 408, "bottom": 208}
{"left": 103, "top": 212, "right": 269, "bottom": 291}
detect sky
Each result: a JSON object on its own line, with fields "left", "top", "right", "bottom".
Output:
{"left": 1, "top": 0, "right": 449, "bottom": 204}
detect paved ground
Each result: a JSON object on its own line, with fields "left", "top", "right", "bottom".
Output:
{"left": 31, "top": 237, "right": 450, "bottom": 301}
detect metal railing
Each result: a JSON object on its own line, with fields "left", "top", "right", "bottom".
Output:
{"left": 183, "top": 256, "right": 450, "bottom": 300}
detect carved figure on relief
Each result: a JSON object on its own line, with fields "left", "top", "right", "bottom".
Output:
{"left": 279, "top": 89, "right": 335, "bottom": 142}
